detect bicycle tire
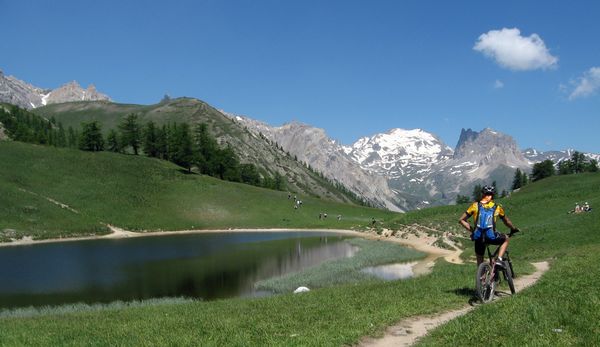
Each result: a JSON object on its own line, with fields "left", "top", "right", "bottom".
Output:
{"left": 476, "top": 262, "right": 496, "bottom": 303}
{"left": 505, "top": 262, "right": 516, "bottom": 294}
{"left": 509, "top": 260, "right": 516, "bottom": 279}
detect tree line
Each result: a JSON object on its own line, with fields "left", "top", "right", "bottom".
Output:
{"left": 0, "top": 106, "right": 285, "bottom": 191}
{"left": 513, "top": 151, "right": 598, "bottom": 189}
{"left": 455, "top": 151, "right": 598, "bottom": 204}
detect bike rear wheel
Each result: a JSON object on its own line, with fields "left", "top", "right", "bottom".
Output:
{"left": 476, "top": 262, "right": 496, "bottom": 303}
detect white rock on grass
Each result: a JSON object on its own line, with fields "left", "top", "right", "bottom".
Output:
{"left": 293, "top": 286, "right": 310, "bottom": 294}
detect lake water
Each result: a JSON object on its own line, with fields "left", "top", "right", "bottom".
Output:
{"left": 0, "top": 232, "right": 356, "bottom": 309}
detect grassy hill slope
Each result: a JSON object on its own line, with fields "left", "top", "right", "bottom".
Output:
{"left": 0, "top": 141, "right": 397, "bottom": 242}
{"left": 1, "top": 156, "right": 598, "bottom": 345}
{"left": 32, "top": 99, "right": 366, "bottom": 205}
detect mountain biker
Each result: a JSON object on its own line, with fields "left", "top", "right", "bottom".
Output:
{"left": 458, "top": 185, "right": 519, "bottom": 266}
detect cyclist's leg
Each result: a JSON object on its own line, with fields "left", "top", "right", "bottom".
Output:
{"left": 489, "top": 233, "right": 509, "bottom": 259}
{"left": 474, "top": 239, "right": 485, "bottom": 265}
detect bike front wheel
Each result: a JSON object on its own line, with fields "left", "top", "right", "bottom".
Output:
{"left": 476, "top": 262, "right": 496, "bottom": 303}
{"left": 505, "top": 262, "right": 516, "bottom": 294}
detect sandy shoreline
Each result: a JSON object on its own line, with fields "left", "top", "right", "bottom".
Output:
{"left": 0, "top": 227, "right": 367, "bottom": 248}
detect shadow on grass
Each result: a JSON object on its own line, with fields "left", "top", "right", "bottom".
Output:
{"left": 448, "top": 287, "right": 481, "bottom": 306}
{"left": 177, "top": 169, "right": 198, "bottom": 175}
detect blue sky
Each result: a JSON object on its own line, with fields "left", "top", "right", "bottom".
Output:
{"left": 2, "top": 0, "right": 599, "bottom": 152}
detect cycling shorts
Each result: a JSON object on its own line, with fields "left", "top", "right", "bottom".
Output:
{"left": 473, "top": 231, "right": 507, "bottom": 256}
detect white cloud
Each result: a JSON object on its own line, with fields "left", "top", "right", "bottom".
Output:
{"left": 474, "top": 28, "right": 558, "bottom": 71}
{"left": 569, "top": 67, "right": 600, "bottom": 100}
{"left": 494, "top": 80, "right": 504, "bottom": 89}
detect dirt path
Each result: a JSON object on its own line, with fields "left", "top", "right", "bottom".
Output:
{"left": 360, "top": 261, "right": 550, "bottom": 347}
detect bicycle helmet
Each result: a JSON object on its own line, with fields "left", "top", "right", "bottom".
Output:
{"left": 481, "top": 185, "right": 496, "bottom": 196}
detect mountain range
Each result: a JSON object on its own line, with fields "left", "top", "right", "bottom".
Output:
{"left": 234, "top": 116, "right": 599, "bottom": 210}
{"left": 0, "top": 69, "right": 110, "bottom": 109}
{"left": 2, "top": 69, "right": 598, "bottom": 211}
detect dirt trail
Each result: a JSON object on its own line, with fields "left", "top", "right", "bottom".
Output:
{"left": 360, "top": 261, "right": 550, "bottom": 347}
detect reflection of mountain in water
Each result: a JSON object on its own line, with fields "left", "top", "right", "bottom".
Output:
{"left": 0, "top": 232, "right": 356, "bottom": 309}
{"left": 252, "top": 238, "right": 359, "bottom": 287}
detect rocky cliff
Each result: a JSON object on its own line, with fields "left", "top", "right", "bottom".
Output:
{"left": 0, "top": 69, "right": 110, "bottom": 109}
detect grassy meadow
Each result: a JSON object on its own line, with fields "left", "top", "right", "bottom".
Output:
{"left": 0, "top": 141, "right": 398, "bottom": 242}
{"left": 1, "top": 139, "right": 599, "bottom": 346}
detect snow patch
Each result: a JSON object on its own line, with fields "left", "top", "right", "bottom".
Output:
{"left": 41, "top": 92, "right": 50, "bottom": 106}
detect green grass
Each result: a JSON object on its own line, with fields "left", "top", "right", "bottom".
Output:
{"left": 1, "top": 140, "right": 599, "bottom": 345}
{"left": 0, "top": 141, "right": 398, "bottom": 242}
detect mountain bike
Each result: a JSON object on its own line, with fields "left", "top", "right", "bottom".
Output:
{"left": 475, "top": 229, "right": 519, "bottom": 303}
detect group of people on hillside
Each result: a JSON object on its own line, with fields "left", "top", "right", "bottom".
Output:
{"left": 288, "top": 193, "right": 303, "bottom": 209}
{"left": 570, "top": 202, "right": 592, "bottom": 214}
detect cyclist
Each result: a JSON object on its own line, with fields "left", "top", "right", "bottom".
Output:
{"left": 459, "top": 185, "right": 519, "bottom": 266}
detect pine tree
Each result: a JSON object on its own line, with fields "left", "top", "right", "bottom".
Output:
{"left": 171, "top": 123, "right": 194, "bottom": 172}
{"left": 570, "top": 151, "right": 587, "bottom": 174}
{"left": 143, "top": 121, "right": 159, "bottom": 157}
{"left": 511, "top": 168, "right": 523, "bottom": 190}
{"left": 558, "top": 160, "right": 572, "bottom": 175}
{"left": 118, "top": 113, "right": 142, "bottom": 155}
{"left": 532, "top": 160, "right": 555, "bottom": 181}
{"left": 193, "top": 123, "right": 218, "bottom": 175}
{"left": 586, "top": 159, "right": 599, "bottom": 172}
{"left": 215, "top": 145, "right": 241, "bottom": 181}
{"left": 67, "top": 126, "right": 78, "bottom": 148}
{"left": 156, "top": 125, "right": 168, "bottom": 160}
{"left": 106, "top": 129, "right": 120, "bottom": 152}
{"left": 56, "top": 123, "right": 67, "bottom": 147}
{"left": 79, "top": 121, "right": 104, "bottom": 151}
{"left": 240, "top": 164, "right": 261, "bottom": 186}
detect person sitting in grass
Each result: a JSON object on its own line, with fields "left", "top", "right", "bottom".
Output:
{"left": 459, "top": 185, "right": 519, "bottom": 266}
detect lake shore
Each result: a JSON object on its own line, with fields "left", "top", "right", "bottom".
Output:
{"left": 0, "top": 226, "right": 460, "bottom": 259}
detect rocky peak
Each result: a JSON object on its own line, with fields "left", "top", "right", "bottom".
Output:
{"left": 454, "top": 128, "right": 519, "bottom": 160}
{"left": 0, "top": 69, "right": 110, "bottom": 109}
{"left": 45, "top": 80, "right": 110, "bottom": 105}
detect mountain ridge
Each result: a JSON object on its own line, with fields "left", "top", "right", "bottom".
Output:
{"left": 0, "top": 69, "right": 110, "bottom": 109}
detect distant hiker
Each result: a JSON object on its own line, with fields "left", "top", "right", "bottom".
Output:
{"left": 337, "top": 215, "right": 342, "bottom": 221}
{"left": 288, "top": 193, "right": 291, "bottom": 199}
{"left": 323, "top": 213, "right": 327, "bottom": 219}
{"left": 584, "top": 202, "right": 591, "bottom": 212}
{"left": 459, "top": 185, "right": 519, "bottom": 266}
{"left": 371, "top": 218, "right": 376, "bottom": 226}
{"left": 319, "top": 213, "right": 322, "bottom": 220}
{"left": 575, "top": 203, "right": 582, "bottom": 213}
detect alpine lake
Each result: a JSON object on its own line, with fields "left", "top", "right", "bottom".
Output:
{"left": 0, "top": 231, "right": 376, "bottom": 309}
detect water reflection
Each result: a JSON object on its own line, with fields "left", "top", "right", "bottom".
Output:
{"left": 0, "top": 232, "right": 356, "bottom": 309}
{"left": 361, "top": 262, "right": 417, "bottom": 280}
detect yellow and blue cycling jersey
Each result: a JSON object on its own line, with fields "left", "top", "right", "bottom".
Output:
{"left": 465, "top": 200, "right": 505, "bottom": 227}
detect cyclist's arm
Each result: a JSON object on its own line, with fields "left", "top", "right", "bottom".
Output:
{"left": 459, "top": 212, "right": 473, "bottom": 232}
{"left": 500, "top": 215, "right": 517, "bottom": 231}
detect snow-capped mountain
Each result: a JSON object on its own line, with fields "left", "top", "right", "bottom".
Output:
{"left": 229, "top": 115, "right": 404, "bottom": 211}
{"left": 343, "top": 127, "right": 531, "bottom": 207}
{"left": 343, "top": 128, "right": 453, "bottom": 181}
{"left": 0, "top": 69, "right": 110, "bottom": 109}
